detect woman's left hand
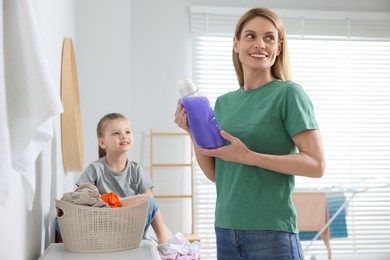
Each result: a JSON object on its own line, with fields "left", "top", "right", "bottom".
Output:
{"left": 198, "top": 130, "right": 251, "bottom": 164}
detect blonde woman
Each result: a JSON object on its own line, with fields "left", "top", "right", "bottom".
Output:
{"left": 175, "top": 7, "right": 325, "bottom": 259}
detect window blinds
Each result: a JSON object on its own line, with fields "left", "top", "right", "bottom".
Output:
{"left": 190, "top": 6, "right": 390, "bottom": 260}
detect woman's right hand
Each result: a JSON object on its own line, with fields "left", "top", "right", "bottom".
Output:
{"left": 174, "top": 99, "right": 190, "bottom": 133}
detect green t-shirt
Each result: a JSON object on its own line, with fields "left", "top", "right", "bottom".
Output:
{"left": 213, "top": 80, "right": 319, "bottom": 233}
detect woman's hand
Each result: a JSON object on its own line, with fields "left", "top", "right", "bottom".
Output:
{"left": 198, "top": 130, "right": 251, "bottom": 165}
{"left": 198, "top": 129, "right": 325, "bottom": 178}
{"left": 174, "top": 99, "right": 216, "bottom": 182}
{"left": 174, "top": 99, "right": 190, "bottom": 133}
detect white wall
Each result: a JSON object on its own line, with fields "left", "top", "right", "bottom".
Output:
{"left": 1, "top": 0, "right": 389, "bottom": 260}
{"left": 75, "top": 0, "right": 132, "bottom": 171}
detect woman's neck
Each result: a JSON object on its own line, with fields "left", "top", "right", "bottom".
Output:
{"left": 105, "top": 153, "right": 128, "bottom": 172}
{"left": 242, "top": 69, "right": 274, "bottom": 91}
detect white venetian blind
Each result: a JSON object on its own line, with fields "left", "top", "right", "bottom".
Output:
{"left": 190, "top": 6, "right": 390, "bottom": 260}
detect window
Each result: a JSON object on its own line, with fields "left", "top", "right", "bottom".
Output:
{"left": 190, "top": 6, "right": 390, "bottom": 260}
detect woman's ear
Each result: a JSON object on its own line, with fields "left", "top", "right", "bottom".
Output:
{"left": 233, "top": 37, "right": 239, "bottom": 53}
{"left": 277, "top": 40, "right": 282, "bottom": 56}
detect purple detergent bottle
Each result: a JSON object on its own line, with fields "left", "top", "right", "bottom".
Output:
{"left": 178, "top": 78, "right": 226, "bottom": 149}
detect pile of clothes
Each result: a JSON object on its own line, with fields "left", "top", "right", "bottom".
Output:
{"left": 61, "top": 183, "right": 122, "bottom": 208}
{"left": 157, "top": 232, "right": 201, "bottom": 260}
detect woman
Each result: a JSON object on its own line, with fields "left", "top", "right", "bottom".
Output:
{"left": 174, "top": 7, "right": 325, "bottom": 259}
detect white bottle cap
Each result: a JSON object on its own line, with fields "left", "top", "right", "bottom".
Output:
{"left": 178, "top": 77, "right": 198, "bottom": 97}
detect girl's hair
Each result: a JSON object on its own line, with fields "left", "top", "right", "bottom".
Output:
{"left": 96, "top": 112, "right": 127, "bottom": 158}
{"left": 232, "top": 7, "right": 292, "bottom": 87}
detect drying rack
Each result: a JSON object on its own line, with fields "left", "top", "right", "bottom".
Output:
{"left": 299, "top": 178, "right": 390, "bottom": 260}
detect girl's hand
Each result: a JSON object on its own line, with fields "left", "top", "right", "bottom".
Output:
{"left": 198, "top": 130, "right": 251, "bottom": 165}
{"left": 174, "top": 99, "right": 191, "bottom": 133}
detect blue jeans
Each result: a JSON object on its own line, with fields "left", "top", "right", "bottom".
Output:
{"left": 143, "top": 197, "right": 158, "bottom": 239}
{"left": 215, "top": 227, "right": 304, "bottom": 260}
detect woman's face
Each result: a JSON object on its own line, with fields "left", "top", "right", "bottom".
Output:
{"left": 98, "top": 118, "right": 133, "bottom": 156}
{"left": 234, "top": 16, "right": 281, "bottom": 74}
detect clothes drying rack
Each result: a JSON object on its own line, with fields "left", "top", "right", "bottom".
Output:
{"left": 301, "top": 177, "right": 390, "bottom": 260}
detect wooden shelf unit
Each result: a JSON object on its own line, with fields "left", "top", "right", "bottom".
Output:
{"left": 149, "top": 130, "right": 199, "bottom": 242}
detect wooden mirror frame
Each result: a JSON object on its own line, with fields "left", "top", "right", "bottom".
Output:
{"left": 61, "top": 37, "right": 83, "bottom": 172}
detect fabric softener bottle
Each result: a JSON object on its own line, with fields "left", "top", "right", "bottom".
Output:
{"left": 178, "top": 77, "right": 226, "bottom": 149}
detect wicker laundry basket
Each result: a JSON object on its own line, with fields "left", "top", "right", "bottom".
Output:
{"left": 55, "top": 194, "right": 150, "bottom": 253}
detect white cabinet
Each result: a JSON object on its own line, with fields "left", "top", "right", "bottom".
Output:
{"left": 38, "top": 241, "right": 161, "bottom": 260}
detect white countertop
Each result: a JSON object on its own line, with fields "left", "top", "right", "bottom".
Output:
{"left": 38, "top": 240, "right": 161, "bottom": 260}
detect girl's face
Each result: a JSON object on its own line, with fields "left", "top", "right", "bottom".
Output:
{"left": 98, "top": 118, "right": 133, "bottom": 156}
{"left": 234, "top": 16, "right": 281, "bottom": 74}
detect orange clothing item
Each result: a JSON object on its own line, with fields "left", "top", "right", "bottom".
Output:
{"left": 101, "top": 192, "right": 123, "bottom": 208}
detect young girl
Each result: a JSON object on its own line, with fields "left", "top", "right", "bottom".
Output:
{"left": 77, "top": 112, "right": 168, "bottom": 244}
{"left": 175, "top": 7, "right": 325, "bottom": 259}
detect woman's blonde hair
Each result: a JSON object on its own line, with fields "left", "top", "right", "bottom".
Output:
{"left": 96, "top": 112, "right": 127, "bottom": 158}
{"left": 232, "top": 7, "right": 292, "bottom": 87}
